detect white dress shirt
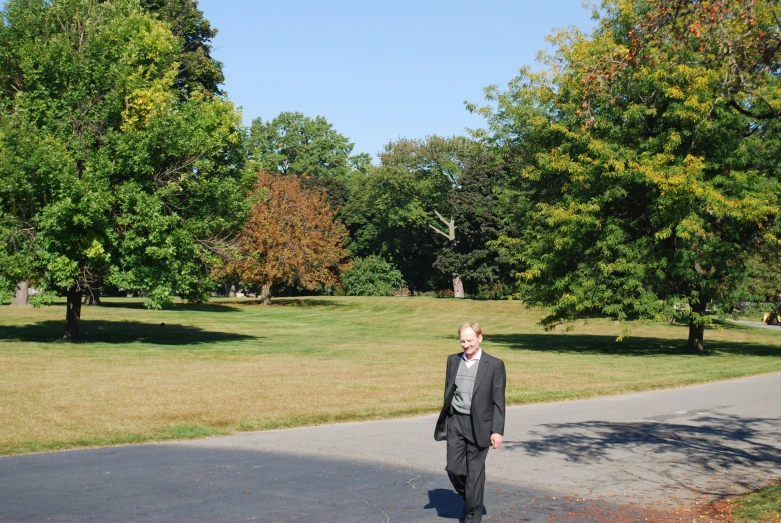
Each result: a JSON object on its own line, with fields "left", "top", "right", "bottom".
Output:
{"left": 462, "top": 347, "right": 482, "bottom": 369}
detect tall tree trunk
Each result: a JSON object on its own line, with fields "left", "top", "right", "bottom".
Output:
{"left": 12, "top": 280, "right": 29, "bottom": 307}
{"left": 64, "top": 287, "right": 83, "bottom": 340}
{"left": 229, "top": 281, "right": 237, "bottom": 298}
{"left": 259, "top": 282, "right": 272, "bottom": 305}
{"left": 686, "top": 301, "right": 707, "bottom": 353}
{"left": 452, "top": 275, "right": 465, "bottom": 298}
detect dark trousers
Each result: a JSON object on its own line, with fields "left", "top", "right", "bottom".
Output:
{"left": 446, "top": 410, "right": 489, "bottom": 523}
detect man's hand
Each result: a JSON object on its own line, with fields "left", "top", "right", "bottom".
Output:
{"left": 490, "top": 433, "right": 503, "bottom": 449}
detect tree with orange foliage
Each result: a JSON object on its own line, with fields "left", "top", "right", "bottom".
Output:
{"left": 226, "top": 172, "right": 348, "bottom": 304}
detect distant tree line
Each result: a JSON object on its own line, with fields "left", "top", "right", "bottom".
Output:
{"left": 2, "top": 0, "right": 780, "bottom": 352}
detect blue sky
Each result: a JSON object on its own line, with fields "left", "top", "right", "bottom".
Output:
{"left": 197, "top": 0, "right": 596, "bottom": 161}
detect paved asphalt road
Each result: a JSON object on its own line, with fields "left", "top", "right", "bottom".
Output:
{"left": 731, "top": 319, "right": 781, "bottom": 331}
{"left": 2, "top": 373, "right": 781, "bottom": 522}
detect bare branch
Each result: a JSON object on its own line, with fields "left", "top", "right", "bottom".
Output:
{"left": 153, "top": 154, "right": 203, "bottom": 186}
{"left": 196, "top": 235, "right": 242, "bottom": 263}
{"left": 430, "top": 209, "right": 456, "bottom": 241}
{"left": 429, "top": 224, "right": 451, "bottom": 239}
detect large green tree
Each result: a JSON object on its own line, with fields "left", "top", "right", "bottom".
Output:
{"left": 140, "top": 0, "right": 224, "bottom": 95}
{"left": 250, "top": 111, "right": 355, "bottom": 180}
{"left": 476, "top": 0, "right": 781, "bottom": 351}
{"left": 249, "top": 111, "right": 358, "bottom": 210}
{"left": 0, "top": 0, "right": 252, "bottom": 338}
{"left": 0, "top": 115, "right": 58, "bottom": 306}
{"left": 432, "top": 149, "right": 513, "bottom": 298}
{"left": 342, "top": 135, "right": 471, "bottom": 292}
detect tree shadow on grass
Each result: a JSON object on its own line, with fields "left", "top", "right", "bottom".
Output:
{"left": 488, "top": 333, "right": 781, "bottom": 357}
{"left": 502, "top": 413, "right": 781, "bottom": 494}
{"left": 97, "top": 300, "right": 242, "bottom": 313}
{"left": 88, "top": 297, "right": 347, "bottom": 310}
{"left": 242, "top": 298, "right": 347, "bottom": 308}
{"left": 0, "top": 320, "right": 260, "bottom": 345}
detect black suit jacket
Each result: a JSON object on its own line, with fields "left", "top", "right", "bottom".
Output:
{"left": 434, "top": 350, "right": 506, "bottom": 448}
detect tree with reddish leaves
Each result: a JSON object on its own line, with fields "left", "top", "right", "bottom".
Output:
{"left": 225, "top": 172, "right": 348, "bottom": 304}
{"left": 581, "top": 0, "right": 781, "bottom": 121}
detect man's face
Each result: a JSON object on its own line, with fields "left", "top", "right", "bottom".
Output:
{"left": 459, "top": 327, "right": 482, "bottom": 359}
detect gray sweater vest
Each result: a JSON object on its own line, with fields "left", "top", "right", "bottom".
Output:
{"left": 451, "top": 358, "right": 479, "bottom": 414}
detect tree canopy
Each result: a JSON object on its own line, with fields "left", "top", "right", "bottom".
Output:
{"left": 432, "top": 148, "right": 512, "bottom": 298}
{"left": 223, "top": 171, "right": 348, "bottom": 304}
{"left": 139, "top": 0, "right": 225, "bottom": 95}
{"left": 6, "top": 0, "right": 779, "bottom": 350}
{"left": 475, "top": 0, "right": 781, "bottom": 351}
{"left": 0, "top": 0, "right": 252, "bottom": 337}
{"left": 341, "top": 135, "right": 471, "bottom": 292}
{"left": 250, "top": 111, "right": 355, "bottom": 179}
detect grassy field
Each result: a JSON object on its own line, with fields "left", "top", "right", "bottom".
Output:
{"left": 732, "top": 480, "right": 781, "bottom": 522}
{"left": 2, "top": 296, "right": 781, "bottom": 456}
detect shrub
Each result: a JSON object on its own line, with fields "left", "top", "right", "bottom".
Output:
{"left": 342, "top": 256, "right": 405, "bottom": 296}
{"left": 475, "top": 282, "right": 513, "bottom": 300}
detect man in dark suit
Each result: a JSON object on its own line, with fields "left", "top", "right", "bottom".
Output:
{"left": 434, "top": 322, "right": 506, "bottom": 523}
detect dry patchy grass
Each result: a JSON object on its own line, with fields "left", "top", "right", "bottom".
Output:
{"left": 1, "top": 296, "right": 780, "bottom": 455}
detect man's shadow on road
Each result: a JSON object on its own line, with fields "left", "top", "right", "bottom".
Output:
{"left": 424, "top": 489, "right": 487, "bottom": 520}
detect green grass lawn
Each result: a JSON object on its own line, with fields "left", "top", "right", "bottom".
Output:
{"left": 1, "top": 295, "right": 780, "bottom": 456}
{"left": 732, "top": 480, "right": 781, "bottom": 522}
